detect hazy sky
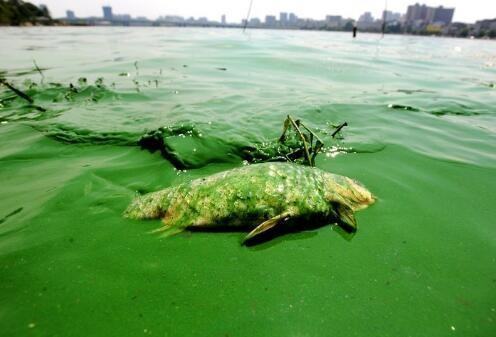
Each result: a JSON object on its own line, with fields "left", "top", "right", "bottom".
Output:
{"left": 31, "top": 0, "right": 495, "bottom": 24}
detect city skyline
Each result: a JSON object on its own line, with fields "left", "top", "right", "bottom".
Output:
{"left": 31, "top": 0, "right": 495, "bottom": 24}
{"left": 52, "top": 2, "right": 495, "bottom": 38}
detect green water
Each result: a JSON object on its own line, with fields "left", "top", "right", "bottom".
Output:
{"left": 1, "top": 27, "right": 495, "bottom": 336}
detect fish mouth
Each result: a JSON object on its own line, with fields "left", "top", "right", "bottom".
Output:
{"left": 347, "top": 178, "right": 376, "bottom": 210}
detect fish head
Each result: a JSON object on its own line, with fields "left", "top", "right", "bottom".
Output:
{"left": 321, "top": 172, "right": 375, "bottom": 233}
{"left": 322, "top": 173, "right": 375, "bottom": 211}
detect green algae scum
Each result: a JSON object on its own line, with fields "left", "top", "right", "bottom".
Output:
{"left": 1, "top": 28, "right": 496, "bottom": 336}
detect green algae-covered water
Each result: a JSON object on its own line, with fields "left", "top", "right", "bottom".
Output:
{"left": 1, "top": 27, "right": 495, "bottom": 336}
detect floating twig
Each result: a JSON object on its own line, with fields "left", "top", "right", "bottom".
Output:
{"left": 33, "top": 59, "right": 45, "bottom": 83}
{"left": 0, "top": 78, "right": 34, "bottom": 103}
{"left": 278, "top": 115, "right": 326, "bottom": 166}
{"left": 0, "top": 78, "right": 46, "bottom": 112}
{"left": 134, "top": 61, "right": 139, "bottom": 77}
{"left": 331, "top": 122, "right": 348, "bottom": 138}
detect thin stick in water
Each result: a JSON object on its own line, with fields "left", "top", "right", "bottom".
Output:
{"left": 0, "top": 78, "right": 34, "bottom": 103}
{"left": 33, "top": 60, "right": 45, "bottom": 83}
{"left": 242, "top": 0, "right": 254, "bottom": 32}
{"left": 331, "top": 122, "right": 348, "bottom": 138}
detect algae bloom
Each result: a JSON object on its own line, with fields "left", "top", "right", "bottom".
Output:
{"left": 124, "top": 163, "right": 374, "bottom": 243}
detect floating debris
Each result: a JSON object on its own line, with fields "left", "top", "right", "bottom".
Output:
{"left": 0, "top": 207, "right": 23, "bottom": 225}
{"left": 0, "top": 78, "right": 34, "bottom": 103}
{"left": 0, "top": 78, "right": 46, "bottom": 112}
{"left": 138, "top": 116, "right": 347, "bottom": 170}
{"left": 242, "top": 115, "right": 347, "bottom": 167}
{"left": 387, "top": 104, "right": 420, "bottom": 112}
{"left": 33, "top": 59, "right": 45, "bottom": 83}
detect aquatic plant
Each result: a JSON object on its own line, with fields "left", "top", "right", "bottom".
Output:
{"left": 139, "top": 116, "right": 347, "bottom": 169}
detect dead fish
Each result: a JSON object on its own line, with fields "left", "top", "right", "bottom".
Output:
{"left": 124, "top": 162, "right": 375, "bottom": 243}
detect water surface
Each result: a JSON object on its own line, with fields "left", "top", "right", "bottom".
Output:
{"left": 1, "top": 27, "right": 495, "bottom": 337}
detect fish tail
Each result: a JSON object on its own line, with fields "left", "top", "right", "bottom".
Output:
{"left": 123, "top": 191, "right": 164, "bottom": 219}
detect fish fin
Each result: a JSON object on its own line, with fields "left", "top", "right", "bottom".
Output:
{"left": 158, "top": 227, "right": 184, "bottom": 238}
{"left": 149, "top": 224, "right": 184, "bottom": 238}
{"left": 335, "top": 203, "right": 357, "bottom": 233}
{"left": 243, "top": 212, "right": 291, "bottom": 243}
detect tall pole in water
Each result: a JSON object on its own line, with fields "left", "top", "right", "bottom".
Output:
{"left": 243, "top": 0, "right": 254, "bottom": 32}
{"left": 381, "top": 0, "right": 388, "bottom": 38}
{"left": 353, "top": 24, "right": 357, "bottom": 38}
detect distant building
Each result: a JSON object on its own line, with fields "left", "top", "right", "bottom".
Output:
{"left": 406, "top": 3, "right": 454, "bottom": 26}
{"left": 326, "top": 15, "right": 342, "bottom": 22}
{"left": 325, "top": 15, "right": 342, "bottom": 28}
{"left": 102, "top": 6, "right": 113, "bottom": 20}
{"left": 406, "top": 3, "right": 428, "bottom": 22}
{"left": 66, "top": 10, "right": 75, "bottom": 20}
{"left": 358, "top": 12, "right": 374, "bottom": 23}
{"left": 265, "top": 15, "right": 277, "bottom": 26}
{"left": 114, "top": 14, "right": 131, "bottom": 21}
{"left": 289, "top": 13, "right": 297, "bottom": 24}
{"left": 430, "top": 6, "right": 454, "bottom": 25}
{"left": 382, "top": 10, "right": 401, "bottom": 22}
{"left": 443, "top": 22, "right": 470, "bottom": 37}
{"left": 221, "top": 14, "right": 226, "bottom": 25}
{"left": 159, "top": 15, "right": 185, "bottom": 23}
{"left": 250, "top": 18, "right": 261, "bottom": 26}
{"left": 280, "top": 12, "right": 288, "bottom": 25}
{"left": 474, "top": 18, "right": 496, "bottom": 35}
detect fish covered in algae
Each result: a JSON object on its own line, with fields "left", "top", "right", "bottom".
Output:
{"left": 124, "top": 163, "right": 375, "bottom": 243}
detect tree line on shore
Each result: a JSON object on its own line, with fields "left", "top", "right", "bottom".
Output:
{"left": 0, "top": 0, "right": 53, "bottom": 26}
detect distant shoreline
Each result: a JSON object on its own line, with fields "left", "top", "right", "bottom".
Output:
{"left": 1, "top": 24, "right": 494, "bottom": 41}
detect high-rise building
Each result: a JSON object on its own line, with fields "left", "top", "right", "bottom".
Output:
{"left": 406, "top": 3, "right": 454, "bottom": 26}
{"left": 358, "top": 12, "right": 374, "bottom": 23}
{"left": 102, "top": 6, "right": 113, "bottom": 20}
{"left": 289, "top": 13, "right": 297, "bottom": 24}
{"left": 280, "top": 12, "right": 288, "bottom": 25}
{"left": 66, "top": 10, "right": 75, "bottom": 20}
{"left": 431, "top": 6, "right": 454, "bottom": 25}
{"left": 326, "top": 15, "right": 342, "bottom": 23}
{"left": 250, "top": 18, "right": 261, "bottom": 26}
{"left": 325, "top": 15, "right": 342, "bottom": 28}
{"left": 265, "top": 15, "right": 276, "bottom": 26}
{"left": 382, "top": 10, "right": 401, "bottom": 22}
{"left": 221, "top": 14, "right": 226, "bottom": 25}
{"left": 406, "top": 3, "right": 428, "bottom": 22}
